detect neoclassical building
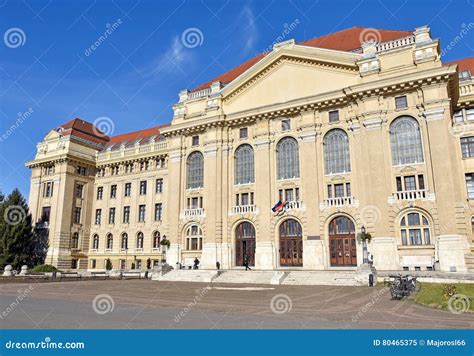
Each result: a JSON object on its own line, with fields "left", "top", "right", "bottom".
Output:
{"left": 26, "top": 26, "right": 474, "bottom": 273}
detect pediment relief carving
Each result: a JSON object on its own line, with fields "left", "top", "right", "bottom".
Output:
{"left": 400, "top": 165, "right": 417, "bottom": 173}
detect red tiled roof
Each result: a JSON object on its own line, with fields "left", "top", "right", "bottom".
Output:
{"left": 108, "top": 124, "right": 170, "bottom": 145}
{"left": 191, "top": 27, "right": 413, "bottom": 92}
{"left": 57, "top": 118, "right": 110, "bottom": 145}
{"left": 447, "top": 57, "right": 474, "bottom": 73}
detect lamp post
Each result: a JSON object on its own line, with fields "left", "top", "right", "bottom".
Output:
{"left": 161, "top": 235, "right": 167, "bottom": 265}
{"left": 361, "top": 226, "right": 368, "bottom": 265}
{"left": 125, "top": 247, "right": 128, "bottom": 270}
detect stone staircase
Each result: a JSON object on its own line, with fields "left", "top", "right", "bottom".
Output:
{"left": 213, "top": 270, "right": 276, "bottom": 284}
{"left": 465, "top": 252, "right": 474, "bottom": 273}
{"left": 153, "top": 269, "right": 219, "bottom": 283}
{"left": 281, "top": 270, "right": 360, "bottom": 286}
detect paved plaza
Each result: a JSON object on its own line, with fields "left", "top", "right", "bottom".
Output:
{"left": 0, "top": 280, "right": 472, "bottom": 329}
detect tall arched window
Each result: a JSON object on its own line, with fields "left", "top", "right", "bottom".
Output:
{"left": 400, "top": 211, "right": 431, "bottom": 245}
{"left": 235, "top": 144, "right": 255, "bottom": 184}
{"left": 136, "top": 232, "right": 144, "bottom": 249}
{"left": 186, "top": 225, "right": 202, "bottom": 251}
{"left": 277, "top": 137, "right": 300, "bottom": 180}
{"left": 153, "top": 231, "right": 161, "bottom": 249}
{"left": 92, "top": 234, "right": 99, "bottom": 250}
{"left": 186, "top": 151, "right": 204, "bottom": 189}
{"left": 106, "top": 233, "right": 113, "bottom": 250}
{"left": 390, "top": 116, "right": 424, "bottom": 165}
{"left": 121, "top": 233, "right": 128, "bottom": 250}
{"left": 71, "top": 232, "right": 79, "bottom": 249}
{"left": 324, "top": 129, "right": 350, "bottom": 174}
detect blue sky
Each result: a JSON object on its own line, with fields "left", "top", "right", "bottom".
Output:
{"left": 1, "top": 0, "right": 473, "bottom": 198}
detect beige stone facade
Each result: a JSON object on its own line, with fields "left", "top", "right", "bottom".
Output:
{"left": 26, "top": 26, "right": 474, "bottom": 273}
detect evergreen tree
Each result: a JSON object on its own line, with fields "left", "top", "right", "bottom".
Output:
{"left": 0, "top": 189, "right": 45, "bottom": 269}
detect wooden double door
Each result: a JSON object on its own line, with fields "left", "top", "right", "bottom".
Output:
{"left": 235, "top": 222, "right": 255, "bottom": 266}
{"left": 329, "top": 234, "right": 357, "bottom": 266}
{"left": 279, "top": 219, "right": 303, "bottom": 267}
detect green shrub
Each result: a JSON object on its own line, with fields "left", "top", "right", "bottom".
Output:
{"left": 442, "top": 284, "right": 457, "bottom": 299}
{"left": 105, "top": 259, "right": 112, "bottom": 271}
{"left": 32, "top": 264, "right": 58, "bottom": 272}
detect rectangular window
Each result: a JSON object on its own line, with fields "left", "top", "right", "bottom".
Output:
{"left": 285, "top": 188, "right": 294, "bottom": 201}
{"left": 192, "top": 135, "right": 199, "bottom": 146}
{"left": 279, "top": 189, "right": 283, "bottom": 201}
{"left": 75, "top": 184, "right": 84, "bottom": 198}
{"left": 346, "top": 183, "right": 351, "bottom": 197}
{"left": 328, "top": 110, "right": 339, "bottom": 123}
{"left": 73, "top": 207, "right": 81, "bottom": 224}
{"left": 138, "top": 205, "right": 146, "bottom": 222}
{"left": 241, "top": 193, "right": 249, "bottom": 206}
{"left": 395, "top": 95, "right": 408, "bottom": 109}
{"left": 334, "top": 184, "right": 344, "bottom": 198}
{"left": 404, "top": 176, "right": 416, "bottom": 191}
{"left": 124, "top": 183, "right": 131, "bottom": 197}
{"left": 281, "top": 119, "right": 291, "bottom": 131}
{"left": 91, "top": 259, "right": 96, "bottom": 269}
{"left": 466, "top": 173, "right": 474, "bottom": 199}
{"left": 41, "top": 206, "right": 51, "bottom": 223}
{"left": 155, "top": 178, "right": 163, "bottom": 193}
{"left": 140, "top": 181, "right": 147, "bottom": 195}
{"left": 295, "top": 188, "right": 300, "bottom": 201}
{"left": 154, "top": 203, "right": 162, "bottom": 221}
{"left": 71, "top": 259, "right": 78, "bottom": 269}
{"left": 454, "top": 110, "right": 464, "bottom": 123}
{"left": 191, "top": 197, "right": 199, "bottom": 209}
{"left": 125, "top": 164, "right": 133, "bottom": 173}
{"left": 76, "top": 166, "right": 87, "bottom": 176}
{"left": 396, "top": 177, "right": 403, "bottom": 192}
{"left": 467, "top": 108, "right": 474, "bottom": 121}
{"left": 109, "top": 208, "right": 115, "bottom": 224}
{"left": 461, "top": 136, "right": 474, "bottom": 158}
{"left": 235, "top": 194, "right": 239, "bottom": 206}
{"left": 327, "top": 185, "right": 333, "bottom": 198}
{"left": 97, "top": 186, "right": 103, "bottom": 200}
{"left": 43, "top": 182, "right": 54, "bottom": 198}
{"left": 140, "top": 161, "right": 148, "bottom": 171}
{"left": 95, "top": 209, "right": 102, "bottom": 225}
{"left": 418, "top": 175, "right": 425, "bottom": 190}
{"left": 110, "top": 185, "right": 117, "bottom": 198}
{"left": 123, "top": 206, "right": 130, "bottom": 223}
{"left": 239, "top": 127, "right": 248, "bottom": 139}
{"left": 250, "top": 192, "right": 254, "bottom": 205}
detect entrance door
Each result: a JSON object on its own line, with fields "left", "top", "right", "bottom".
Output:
{"left": 235, "top": 222, "right": 256, "bottom": 266}
{"left": 329, "top": 216, "right": 357, "bottom": 266}
{"left": 279, "top": 219, "right": 303, "bottom": 267}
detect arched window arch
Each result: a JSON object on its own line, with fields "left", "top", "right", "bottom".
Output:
{"left": 400, "top": 211, "right": 431, "bottom": 245}
{"left": 186, "top": 225, "right": 202, "bottom": 251}
{"left": 71, "top": 232, "right": 79, "bottom": 249}
{"left": 106, "top": 233, "right": 113, "bottom": 250}
{"left": 235, "top": 144, "right": 255, "bottom": 184}
{"left": 324, "top": 129, "right": 351, "bottom": 174}
{"left": 136, "top": 232, "right": 144, "bottom": 249}
{"left": 328, "top": 216, "right": 355, "bottom": 235}
{"left": 186, "top": 151, "right": 204, "bottom": 189}
{"left": 153, "top": 231, "right": 161, "bottom": 249}
{"left": 390, "top": 116, "right": 424, "bottom": 165}
{"left": 279, "top": 218, "right": 302, "bottom": 237}
{"left": 92, "top": 234, "right": 99, "bottom": 250}
{"left": 121, "top": 233, "right": 128, "bottom": 250}
{"left": 277, "top": 137, "right": 300, "bottom": 180}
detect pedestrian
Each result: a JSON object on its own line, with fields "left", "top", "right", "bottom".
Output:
{"left": 216, "top": 261, "right": 220, "bottom": 270}
{"left": 146, "top": 258, "right": 151, "bottom": 270}
{"left": 194, "top": 257, "right": 200, "bottom": 270}
{"left": 244, "top": 254, "right": 251, "bottom": 271}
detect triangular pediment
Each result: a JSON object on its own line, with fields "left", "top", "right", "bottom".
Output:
{"left": 222, "top": 44, "right": 361, "bottom": 114}
{"left": 44, "top": 130, "right": 61, "bottom": 141}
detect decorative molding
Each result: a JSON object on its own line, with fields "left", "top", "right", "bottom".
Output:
{"left": 169, "top": 151, "right": 182, "bottom": 163}
{"left": 422, "top": 108, "right": 445, "bottom": 122}
{"left": 254, "top": 138, "right": 271, "bottom": 149}
{"left": 299, "top": 131, "right": 318, "bottom": 142}
{"left": 362, "top": 118, "right": 383, "bottom": 130}
{"left": 204, "top": 146, "right": 218, "bottom": 156}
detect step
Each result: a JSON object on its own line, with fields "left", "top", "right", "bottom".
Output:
{"left": 213, "top": 270, "right": 276, "bottom": 285}
{"left": 155, "top": 269, "right": 218, "bottom": 283}
{"left": 281, "top": 271, "right": 359, "bottom": 286}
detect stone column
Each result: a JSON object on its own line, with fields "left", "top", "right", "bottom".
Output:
{"left": 166, "top": 148, "right": 183, "bottom": 267}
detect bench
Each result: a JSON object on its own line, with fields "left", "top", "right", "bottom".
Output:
{"left": 59, "top": 272, "right": 82, "bottom": 281}
{"left": 120, "top": 271, "right": 141, "bottom": 280}
{"left": 91, "top": 271, "right": 109, "bottom": 280}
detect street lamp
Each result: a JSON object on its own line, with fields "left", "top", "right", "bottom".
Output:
{"left": 361, "top": 226, "right": 368, "bottom": 265}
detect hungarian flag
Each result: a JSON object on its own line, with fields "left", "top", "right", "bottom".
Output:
{"left": 272, "top": 200, "right": 287, "bottom": 213}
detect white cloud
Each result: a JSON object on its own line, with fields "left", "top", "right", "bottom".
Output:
{"left": 141, "top": 36, "right": 190, "bottom": 78}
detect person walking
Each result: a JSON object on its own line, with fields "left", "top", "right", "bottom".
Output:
{"left": 193, "top": 257, "right": 200, "bottom": 270}
{"left": 244, "top": 254, "right": 251, "bottom": 271}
